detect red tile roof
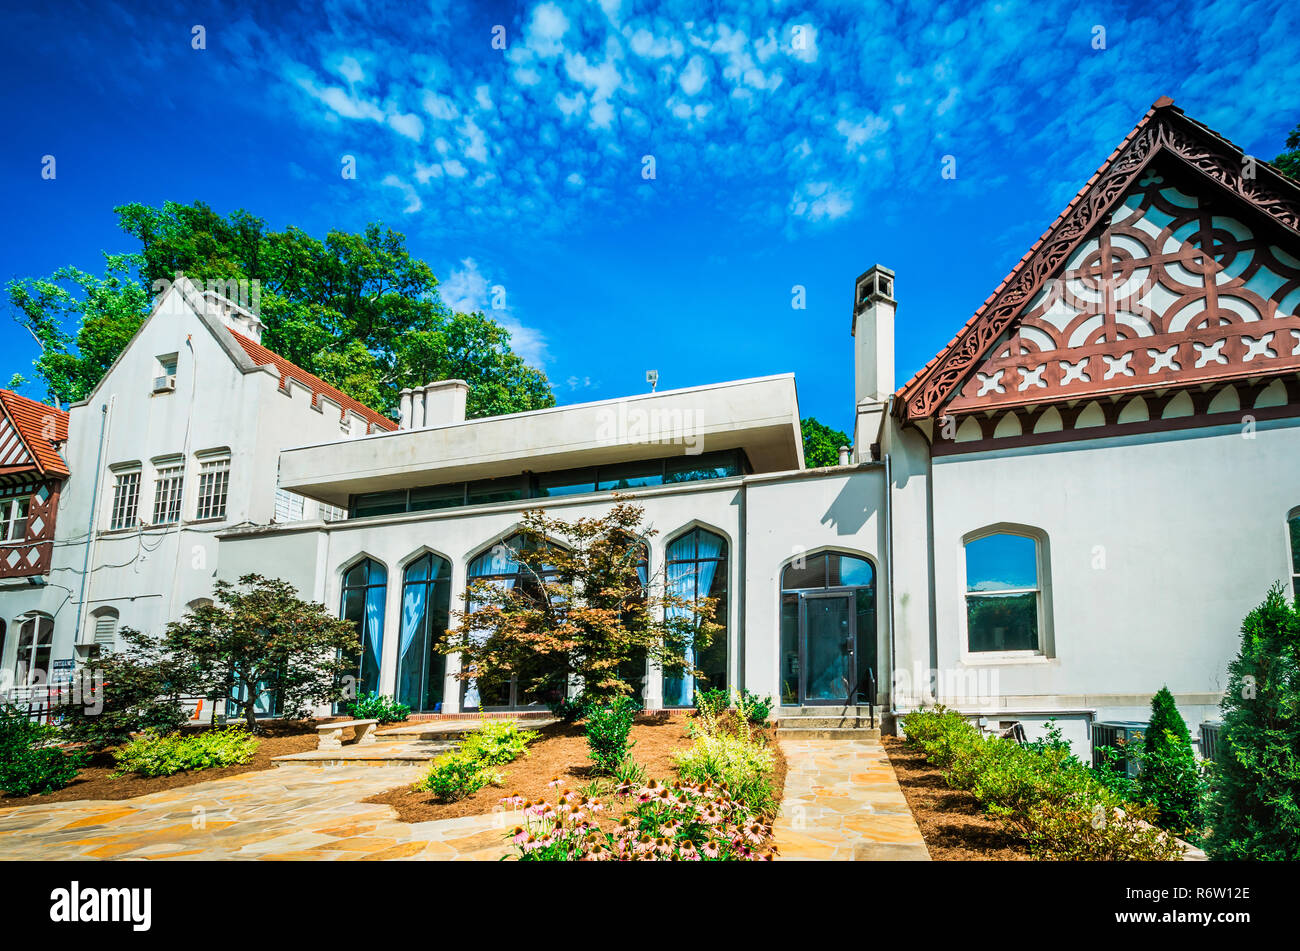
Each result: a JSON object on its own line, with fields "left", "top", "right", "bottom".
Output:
{"left": 226, "top": 330, "right": 398, "bottom": 432}
{"left": 0, "top": 390, "right": 70, "bottom": 477}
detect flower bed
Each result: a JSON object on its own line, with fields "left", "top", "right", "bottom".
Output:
{"left": 901, "top": 708, "right": 1184, "bottom": 861}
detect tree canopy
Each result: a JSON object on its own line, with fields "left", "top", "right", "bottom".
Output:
{"left": 800, "top": 416, "right": 852, "bottom": 468}
{"left": 1275, "top": 122, "right": 1300, "bottom": 182}
{"left": 7, "top": 200, "right": 555, "bottom": 417}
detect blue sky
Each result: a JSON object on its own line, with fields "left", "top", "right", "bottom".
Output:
{"left": 2, "top": 0, "right": 1297, "bottom": 433}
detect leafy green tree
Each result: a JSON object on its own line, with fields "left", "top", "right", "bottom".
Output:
{"left": 1275, "top": 122, "right": 1300, "bottom": 182}
{"left": 7, "top": 255, "right": 150, "bottom": 404}
{"left": 1204, "top": 585, "right": 1300, "bottom": 860}
{"left": 162, "top": 574, "right": 360, "bottom": 731}
{"left": 61, "top": 626, "right": 194, "bottom": 750}
{"left": 800, "top": 416, "right": 851, "bottom": 468}
{"left": 444, "top": 501, "right": 720, "bottom": 707}
{"left": 8, "top": 201, "right": 555, "bottom": 417}
{"left": 1138, "top": 686, "right": 1204, "bottom": 834}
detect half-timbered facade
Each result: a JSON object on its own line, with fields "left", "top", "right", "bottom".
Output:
{"left": 0, "top": 390, "right": 68, "bottom": 580}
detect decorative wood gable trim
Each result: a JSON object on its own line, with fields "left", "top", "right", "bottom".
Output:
{"left": 897, "top": 99, "right": 1300, "bottom": 423}
{"left": 0, "top": 478, "right": 61, "bottom": 578}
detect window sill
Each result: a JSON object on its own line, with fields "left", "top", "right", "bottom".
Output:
{"left": 187, "top": 516, "right": 228, "bottom": 526}
{"left": 960, "top": 652, "right": 1056, "bottom": 667}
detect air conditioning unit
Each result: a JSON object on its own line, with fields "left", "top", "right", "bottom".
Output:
{"left": 153, "top": 374, "right": 176, "bottom": 393}
{"left": 1199, "top": 721, "right": 1224, "bottom": 762}
{"left": 1092, "top": 720, "right": 1148, "bottom": 778}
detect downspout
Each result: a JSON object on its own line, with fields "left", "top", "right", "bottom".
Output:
{"left": 73, "top": 399, "right": 112, "bottom": 644}
{"left": 736, "top": 479, "right": 747, "bottom": 697}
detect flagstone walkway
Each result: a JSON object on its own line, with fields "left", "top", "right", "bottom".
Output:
{"left": 0, "top": 764, "right": 515, "bottom": 861}
{"left": 773, "top": 738, "right": 930, "bottom": 860}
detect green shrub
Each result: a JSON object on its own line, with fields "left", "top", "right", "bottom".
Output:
{"left": 414, "top": 720, "right": 539, "bottom": 801}
{"left": 673, "top": 707, "right": 776, "bottom": 816}
{"left": 1139, "top": 687, "right": 1204, "bottom": 835}
{"left": 458, "top": 720, "right": 540, "bottom": 766}
{"left": 585, "top": 696, "right": 638, "bottom": 775}
{"left": 901, "top": 707, "right": 1183, "bottom": 860}
{"left": 112, "top": 727, "right": 259, "bottom": 777}
{"left": 415, "top": 750, "right": 497, "bottom": 801}
{"left": 548, "top": 695, "right": 587, "bottom": 723}
{"left": 0, "top": 706, "right": 85, "bottom": 796}
{"left": 737, "top": 691, "right": 774, "bottom": 725}
{"left": 345, "top": 691, "right": 410, "bottom": 724}
{"left": 694, "top": 687, "right": 730, "bottom": 718}
{"left": 1206, "top": 585, "right": 1300, "bottom": 860}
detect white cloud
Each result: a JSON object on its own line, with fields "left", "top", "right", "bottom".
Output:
{"left": 440, "top": 258, "right": 550, "bottom": 368}
{"left": 789, "top": 180, "right": 853, "bottom": 222}
{"left": 381, "top": 174, "right": 422, "bottom": 213}
{"left": 526, "top": 2, "right": 570, "bottom": 57}
{"left": 679, "top": 55, "right": 708, "bottom": 95}
{"left": 387, "top": 111, "right": 423, "bottom": 140}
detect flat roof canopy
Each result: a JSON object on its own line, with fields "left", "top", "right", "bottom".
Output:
{"left": 279, "top": 374, "right": 804, "bottom": 507}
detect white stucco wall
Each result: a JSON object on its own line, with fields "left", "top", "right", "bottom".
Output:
{"left": 921, "top": 416, "right": 1300, "bottom": 730}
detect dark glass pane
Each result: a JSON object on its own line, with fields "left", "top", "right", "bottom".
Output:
{"left": 1290, "top": 514, "right": 1300, "bottom": 574}
{"left": 855, "top": 588, "right": 877, "bottom": 697}
{"left": 597, "top": 459, "right": 665, "bottom": 491}
{"left": 780, "top": 593, "right": 799, "bottom": 704}
{"left": 967, "top": 592, "right": 1039, "bottom": 652}
{"left": 536, "top": 468, "right": 597, "bottom": 497}
{"left": 410, "top": 484, "right": 464, "bottom": 511}
{"left": 353, "top": 490, "right": 408, "bottom": 518}
{"left": 664, "top": 450, "right": 741, "bottom": 484}
{"left": 782, "top": 553, "right": 827, "bottom": 590}
{"left": 966, "top": 534, "right": 1037, "bottom": 591}
{"left": 830, "top": 553, "right": 874, "bottom": 588}
{"left": 466, "top": 476, "right": 527, "bottom": 506}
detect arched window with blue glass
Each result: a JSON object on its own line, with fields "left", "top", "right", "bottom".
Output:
{"left": 396, "top": 552, "right": 452, "bottom": 713}
{"left": 664, "top": 527, "right": 728, "bottom": 707}
{"left": 339, "top": 558, "right": 387, "bottom": 698}
{"left": 463, "top": 532, "right": 566, "bottom": 710}
{"left": 779, "top": 551, "right": 876, "bottom": 706}
{"left": 963, "top": 529, "right": 1046, "bottom": 654}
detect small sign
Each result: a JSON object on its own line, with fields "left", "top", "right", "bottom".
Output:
{"left": 49, "top": 658, "right": 74, "bottom": 684}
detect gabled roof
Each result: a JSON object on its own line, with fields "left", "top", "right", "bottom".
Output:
{"left": 0, "top": 390, "right": 70, "bottom": 477}
{"left": 895, "top": 97, "right": 1300, "bottom": 422}
{"left": 227, "top": 329, "right": 398, "bottom": 433}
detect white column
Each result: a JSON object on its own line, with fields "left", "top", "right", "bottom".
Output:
{"left": 377, "top": 561, "right": 403, "bottom": 699}
{"left": 643, "top": 538, "right": 665, "bottom": 710}
{"left": 440, "top": 557, "right": 468, "bottom": 714}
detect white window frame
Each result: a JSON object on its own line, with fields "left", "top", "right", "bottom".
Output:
{"left": 958, "top": 524, "right": 1054, "bottom": 664}
{"left": 108, "top": 466, "right": 142, "bottom": 530}
{"left": 1287, "top": 507, "right": 1300, "bottom": 600}
{"left": 151, "top": 459, "right": 185, "bottom": 525}
{"left": 273, "top": 487, "right": 305, "bottom": 523}
{"left": 194, "top": 453, "right": 230, "bottom": 521}
{"left": 0, "top": 495, "right": 31, "bottom": 541}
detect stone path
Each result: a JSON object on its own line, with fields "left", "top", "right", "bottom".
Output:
{"left": 773, "top": 738, "right": 930, "bottom": 860}
{"left": 0, "top": 764, "right": 516, "bottom": 861}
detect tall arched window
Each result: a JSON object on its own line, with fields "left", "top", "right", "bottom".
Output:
{"left": 780, "top": 551, "right": 876, "bottom": 705}
{"left": 964, "top": 531, "right": 1044, "bottom": 653}
{"left": 397, "top": 552, "right": 453, "bottom": 713}
{"left": 664, "top": 527, "right": 728, "bottom": 707}
{"left": 14, "top": 614, "right": 53, "bottom": 687}
{"left": 464, "top": 533, "right": 564, "bottom": 709}
{"left": 340, "top": 558, "right": 387, "bottom": 697}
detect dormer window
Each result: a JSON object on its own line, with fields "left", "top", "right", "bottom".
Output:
{"left": 153, "top": 354, "right": 178, "bottom": 393}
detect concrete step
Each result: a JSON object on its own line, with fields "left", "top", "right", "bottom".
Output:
{"left": 374, "top": 717, "right": 556, "bottom": 742}
{"left": 272, "top": 739, "right": 455, "bottom": 768}
{"left": 776, "top": 716, "right": 878, "bottom": 729}
{"left": 775, "top": 727, "right": 881, "bottom": 740}
{"left": 778, "top": 705, "right": 876, "bottom": 717}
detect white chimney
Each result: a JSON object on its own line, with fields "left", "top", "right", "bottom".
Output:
{"left": 398, "top": 380, "right": 470, "bottom": 430}
{"left": 851, "top": 264, "right": 896, "bottom": 406}
{"left": 421, "top": 379, "right": 469, "bottom": 426}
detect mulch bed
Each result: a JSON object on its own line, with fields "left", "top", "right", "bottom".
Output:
{"left": 0, "top": 720, "right": 320, "bottom": 809}
{"left": 882, "top": 735, "right": 1030, "bottom": 860}
{"left": 366, "top": 712, "right": 788, "bottom": 824}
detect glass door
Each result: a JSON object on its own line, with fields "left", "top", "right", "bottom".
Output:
{"left": 800, "top": 592, "right": 856, "bottom": 704}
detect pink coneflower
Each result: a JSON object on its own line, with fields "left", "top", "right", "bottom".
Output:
{"left": 701, "top": 839, "right": 720, "bottom": 859}
{"left": 678, "top": 839, "right": 700, "bottom": 861}
{"left": 511, "top": 826, "right": 528, "bottom": 844}
{"left": 547, "top": 776, "right": 564, "bottom": 788}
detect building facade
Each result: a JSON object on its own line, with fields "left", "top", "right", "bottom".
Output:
{"left": 4, "top": 100, "right": 1298, "bottom": 747}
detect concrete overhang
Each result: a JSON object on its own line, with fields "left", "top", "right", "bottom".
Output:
{"left": 278, "top": 374, "right": 804, "bottom": 507}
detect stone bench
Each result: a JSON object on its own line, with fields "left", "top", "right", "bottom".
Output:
{"left": 315, "top": 718, "right": 379, "bottom": 750}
